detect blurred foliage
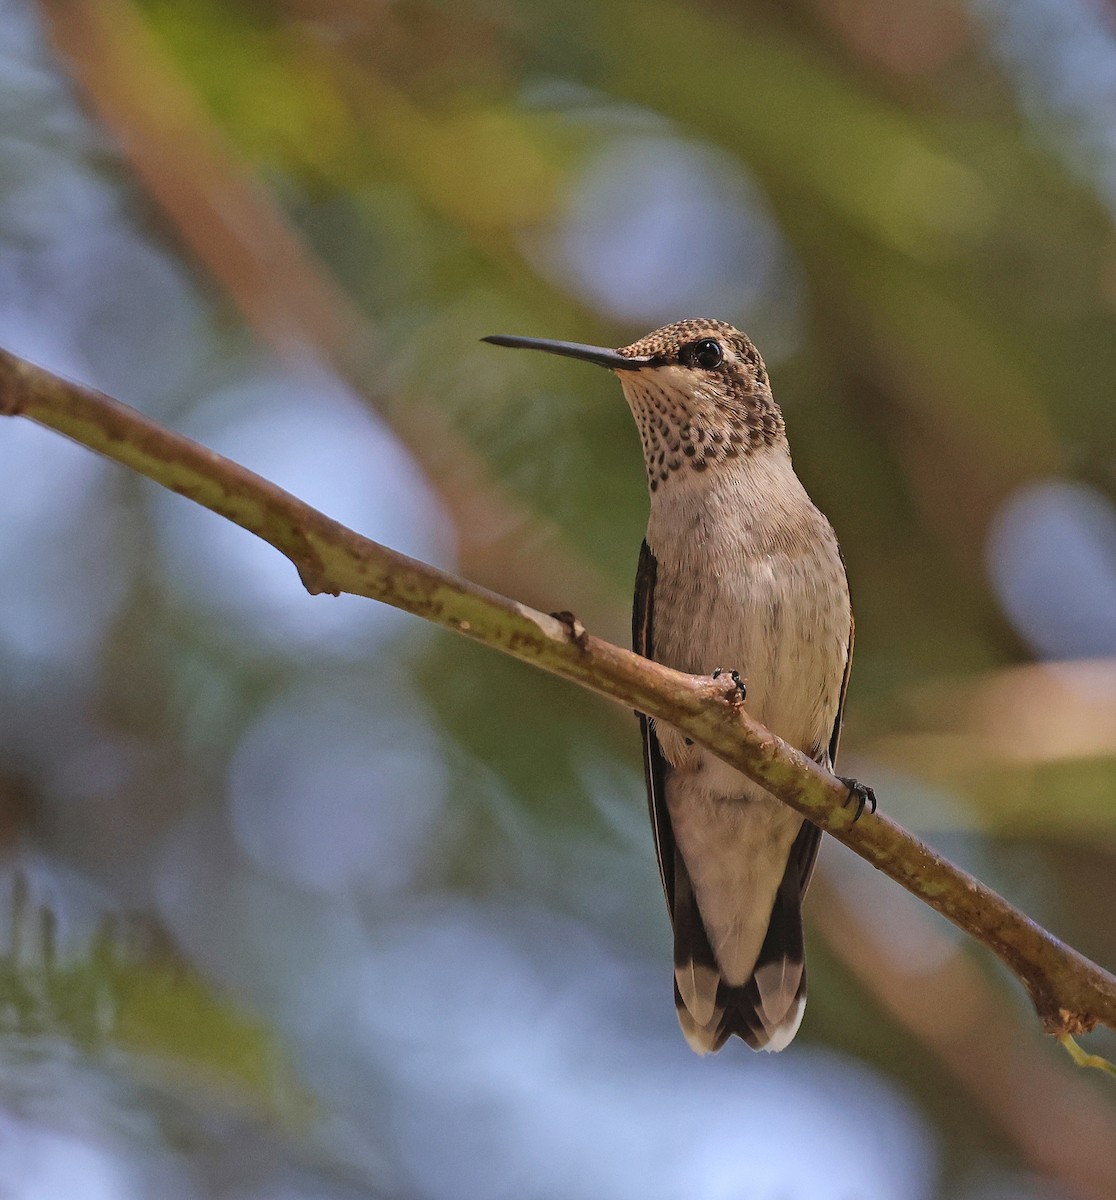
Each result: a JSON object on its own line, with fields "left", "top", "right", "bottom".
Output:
{"left": 135, "top": 0, "right": 1116, "bottom": 678}
{"left": 0, "top": 872, "right": 301, "bottom": 1119}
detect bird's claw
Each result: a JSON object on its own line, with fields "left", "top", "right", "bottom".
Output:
{"left": 839, "top": 776, "right": 877, "bottom": 822}
{"left": 711, "top": 667, "right": 746, "bottom": 702}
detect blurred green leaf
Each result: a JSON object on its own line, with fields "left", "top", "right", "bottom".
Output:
{"left": 0, "top": 874, "right": 305, "bottom": 1121}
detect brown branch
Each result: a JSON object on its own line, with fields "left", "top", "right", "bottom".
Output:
{"left": 36, "top": 0, "right": 621, "bottom": 630}
{"left": 2, "top": 345, "right": 1115, "bottom": 1043}
{"left": 811, "top": 871, "right": 1116, "bottom": 1197}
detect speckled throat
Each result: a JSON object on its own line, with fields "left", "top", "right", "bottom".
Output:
{"left": 481, "top": 317, "right": 787, "bottom": 492}
{"left": 615, "top": 320, "right": 786, "bottom": 493}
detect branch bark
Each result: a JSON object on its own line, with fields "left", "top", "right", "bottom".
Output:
{"left": 3, "top": 346, "right": 1114, "bottom": 1042}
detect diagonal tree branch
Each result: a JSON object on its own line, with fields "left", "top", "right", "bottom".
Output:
{"left": 36, "top": 0, "right": 622, "bottom": 632}
{"left": 2, "top": 345, "right": 1115, "bottom": 1044}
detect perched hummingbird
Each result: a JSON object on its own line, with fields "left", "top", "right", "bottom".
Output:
{"left": 483, "top": 320, "right": 871, "bottom": 1054}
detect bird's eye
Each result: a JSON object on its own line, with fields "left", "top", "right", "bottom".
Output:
{"left": 688, "top": 338, "right": 723, "bottom": 369}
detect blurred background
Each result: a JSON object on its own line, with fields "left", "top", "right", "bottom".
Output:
{"left": 1, "top": 0, "right": 1116, "bottom": 1196}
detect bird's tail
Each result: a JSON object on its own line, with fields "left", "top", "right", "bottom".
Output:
{"left": 673, "top": 825, "right": 816, "bottom": 1054}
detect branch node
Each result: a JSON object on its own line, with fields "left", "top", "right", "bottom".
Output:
{"left": 711, "top": 666, "right": 748, "bottom": 707}
{"left": 0, "top": 358, "right": 29, "bottom": 417}
{"left": 1030, "top": 984, "right": 1097, "bottom": 1038}
{"left": 295, "top": 557, "right": 337, "bottom": 597}
{"left": 695, "top": 670, "right": 747, "bottom": 712}
{"left": 550, "top": 610, "right": 589, "bottom": 652}
{"left": 1052, "top": 1007, "right": 1097, "bottom": 1037}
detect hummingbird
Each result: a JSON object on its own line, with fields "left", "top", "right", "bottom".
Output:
{"left": 483, "top": 319, "right": 871, "bottom": 1053}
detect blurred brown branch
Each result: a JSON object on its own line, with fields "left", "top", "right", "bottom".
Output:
{"left": 812, "top": 871, "right": 1116, "bottom": 1198}
{"left": 36, "top": 0, "right": 621, "bottom": 630}
{"left": 3, "top": 346, "right": 1116, "bottom": 1051}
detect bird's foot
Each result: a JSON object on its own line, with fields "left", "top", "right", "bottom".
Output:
{"left": 839, "top": 776, "right": 877, "bottom": 822}
{"left": 550, "top": 610, "right": 589, "bottom": 652}
{"left": 711, "top": 667, "right": 747, "bottom": 703}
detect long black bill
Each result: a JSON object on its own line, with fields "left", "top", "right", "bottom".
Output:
{"left": 482, "top": 334, "right": 651, "bottom": 371}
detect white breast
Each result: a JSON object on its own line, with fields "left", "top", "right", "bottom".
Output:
{"left": 643, "top": 448, "right": 852, "bottom": 986}
{"left": 646, "top": 448, "right": 851, "bottom": 767}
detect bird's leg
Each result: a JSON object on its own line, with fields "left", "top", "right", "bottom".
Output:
{"left": 839, "top": 777, "right": 877, "bottom": 822}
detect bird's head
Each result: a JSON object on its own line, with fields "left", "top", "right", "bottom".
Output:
{"left": 484, "top": 319, "right": 785, "bottom": 492}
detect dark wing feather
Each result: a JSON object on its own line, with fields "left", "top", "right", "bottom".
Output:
{"left": 634, "top": 543, "right": 855, "bottom": 1054}
{"left": 634, "top": 541, "right": 725, "bottom": 1049}
{"left": 788, "top": 613, "right": 854, "bottom": 896}
{"left": 713, "top": 816, "right": 818, "bottom": 1051}
{"left": 827, "top": 614, "right": 855, "bottom": 771}
{"left": 783, "top": 614, "right": 853, "bottom": 907}
{"left": 633, "top": 540, "right": 675, "bottom": 911}
{"left": 718, "top": 612, "right": 856, "bottom": 1050}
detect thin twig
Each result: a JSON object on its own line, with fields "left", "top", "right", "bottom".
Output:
{"left": 3, "top": 346, "right": 1115, "bottom": 1043}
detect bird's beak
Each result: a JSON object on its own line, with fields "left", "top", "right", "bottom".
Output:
{"left": 482, "top": 334, "right": 652, "bottom": 371}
